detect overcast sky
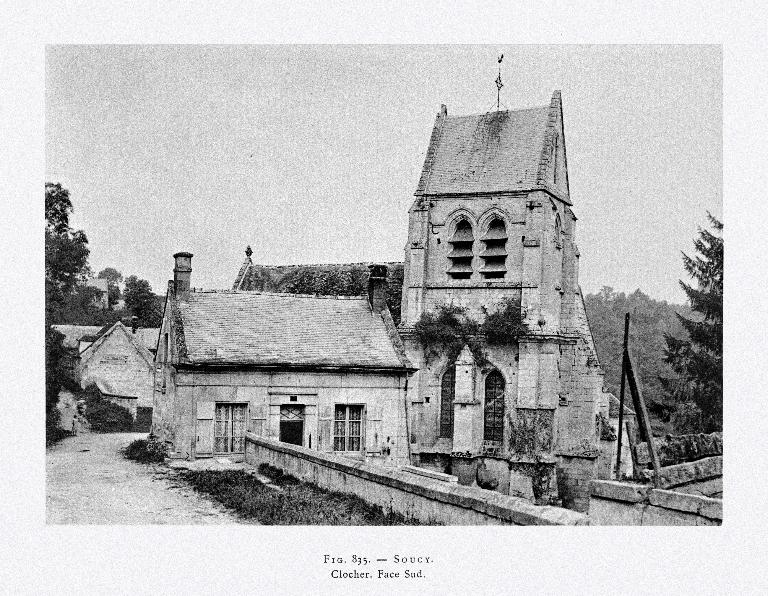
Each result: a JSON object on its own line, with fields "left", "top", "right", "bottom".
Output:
{"left": 46, "top": 45, "right": 721, "bottom": 303}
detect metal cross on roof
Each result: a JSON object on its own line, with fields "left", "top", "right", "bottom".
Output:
{"left": 495, "top": 54, "right": 504, "bottom": 110}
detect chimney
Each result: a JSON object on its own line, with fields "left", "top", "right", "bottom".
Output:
{"left": 173, "top": 252, "right": 193, "bottom": 299}
{"left": 367, "top": 264, "right": 388, "bottom": 313}
{"left": 131, "top": 315, "right": 138, "bottom": 334}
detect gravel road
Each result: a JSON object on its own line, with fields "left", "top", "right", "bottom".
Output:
{"left": 46, "top": 432, "right": 251, "bottom": 524}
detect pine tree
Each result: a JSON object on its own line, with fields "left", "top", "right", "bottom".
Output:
{"left": 664, "top": 213, "right": 723, "bottom": 432}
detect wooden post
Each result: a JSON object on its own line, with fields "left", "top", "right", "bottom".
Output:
{"left": 614, "top": 313, "right": 630, "bottom": 479}
{"left": 625, "top": 349, "right": 662, "bottom": 487}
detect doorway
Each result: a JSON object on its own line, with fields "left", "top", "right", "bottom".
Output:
{"left": 214, "top": 403, "right": 247, "bottom": 453}
{"left": 279, "top": 405, "right": 305, "bottom": 446}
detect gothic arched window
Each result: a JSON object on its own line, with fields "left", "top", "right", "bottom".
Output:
{"left": 480, "top": 217, "right": 508, "bottom": 279}
{"left": 447, "top": 219, "right": 474, "bottom": 279}
{"left": 439, "top": 365, "right": 456, "bottom": 438}
{"left": 554, "top": 213, "right": 562, "bottom": 248}
{"left": 484, "top": 370, "right": 505, "bottom": 443}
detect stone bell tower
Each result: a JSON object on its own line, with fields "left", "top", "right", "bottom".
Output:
{"left": 400, "top": 92, "right": 607, "bottom": 511}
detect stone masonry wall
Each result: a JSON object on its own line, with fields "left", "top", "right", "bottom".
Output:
{"left": 245, "top": 433, "right": 587, "bottom": 525}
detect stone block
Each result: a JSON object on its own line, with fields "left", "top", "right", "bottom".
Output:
{"left": 589, "top": 497, "right": 644, "bottom": 526}
{"left": 590, "top": 480, "right": 650, "bottom": 503}
{"left": 642, "top": 505, "right": 702, "bottom": 526}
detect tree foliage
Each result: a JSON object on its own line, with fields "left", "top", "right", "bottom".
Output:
{"left": 45, "top": 183, "right": 90, "bottom": 324}
{"left": 124, "top": 275, "right": 163, "bottom": 327}
{"left": 45, "top": 182, "right": 90, "bottom": 443}
{"left": 584, "top": 287, "right": 690, "bottom": 434}
{"left": 663, "top": 213, "right": 723, "bottom": 432}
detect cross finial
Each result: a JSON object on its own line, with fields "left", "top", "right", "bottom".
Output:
{"left": 245, "top": 245, "right": 252, "bottom": 259}
{"left": 495, "top": 54, "right": 504, "bottom": 111}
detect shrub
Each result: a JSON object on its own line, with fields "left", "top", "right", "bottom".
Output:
{"left": 124, "top": 438, "right": 169, "bottom": 463}
{"left": 481, "top": 297, "right": 528, "bottom": 344}
{"left": 81, "top": 384, "right": 133, "bottom": 432}
{"left": 413, "top": 304, "right": 486, "bottom": 365}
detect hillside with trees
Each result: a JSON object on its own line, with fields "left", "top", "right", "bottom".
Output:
{"left": 584, "top": 288, "right": 691, "bottom": 434}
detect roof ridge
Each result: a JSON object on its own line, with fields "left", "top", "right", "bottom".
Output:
{"left": 191, "top": 289, "right": 368, "bottom": 301}
{"left": 445, "top": 105, "right": 549, "bottom": 120}
{"left": 249, "top": 261, "right": 402, "bottom": 268}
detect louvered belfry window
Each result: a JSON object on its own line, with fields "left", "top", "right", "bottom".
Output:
{"left": 483, "top": 370, "right": 505, "bottom": 443}
{"left": 334, "top": 405, "right": 363, "bottom": 452}
{"left": 480, "top": 218, "right": 508, "bottom": 279}
{"left": 439, "top": 365, "right": 456, "bottom": 438}
{"left": 447, "top": 219, "right": 474, "bottom": 279}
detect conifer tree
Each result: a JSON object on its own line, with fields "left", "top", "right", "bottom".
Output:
{"left": 664, "top": 213, "right": 723, "bottom": 432}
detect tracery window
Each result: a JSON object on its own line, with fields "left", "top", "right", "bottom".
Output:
{"left": 439, "top": 365, "right": 456, "bottom": 438}
{"left": 483, "top": 370, "right": 505, "bottom": 443}
{"left": 480, "top": 217, "right": 508, "bottom": 279}
{"left": 447, "top": 219, "right": 474, "bottom": 279}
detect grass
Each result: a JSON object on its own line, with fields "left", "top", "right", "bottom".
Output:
{"left": 178, "top": 466, "right": 435, "bottom": 526}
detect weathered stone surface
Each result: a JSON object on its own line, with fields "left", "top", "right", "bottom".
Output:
{"left": 649, "top": 489, "right": 702, "bottom": 514}
{"left": 589, "top": 498, "right": 644, "bottom": 526}
{"left": 590, "top": 479, "right": 650, "bottom": 503}
{"left": 659, "top": 456, "right": 722, "bottom": 488}
{"left": 403, "top": 465, "right": 458, "bottom": 483}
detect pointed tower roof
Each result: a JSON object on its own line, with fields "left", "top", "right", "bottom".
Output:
{"left": 415, "top": 91, "right": 570, "bottom": 204}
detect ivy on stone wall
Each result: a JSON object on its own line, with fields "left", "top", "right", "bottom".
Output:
{"left": 508, "top": 409, "right": 554, "bottom": 459}
{"left": 413, "top": 304, "right": 488, "bottom": 366}
{"left": 481, "top": 297, "right": 529, "bottom": 344}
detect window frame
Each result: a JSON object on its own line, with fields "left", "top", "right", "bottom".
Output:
{"left": 483, "top": 370, "right": 505, "bottom": 444}
{"left": 333, "top": 404, "right": 365, "bottom": 452}
{"left": 439, "top": 365, "right": 456, "bottom": 438}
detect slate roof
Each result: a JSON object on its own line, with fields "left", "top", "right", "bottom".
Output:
{"left": 51, "top": 325, "right": 104, "bottom": 349}
{"left": 176, "top": 290, "right": 411, "bottom": 370}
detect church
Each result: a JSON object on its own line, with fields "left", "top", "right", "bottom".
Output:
{"left": 154, "top": 91, "right": 613, "bottom": 512}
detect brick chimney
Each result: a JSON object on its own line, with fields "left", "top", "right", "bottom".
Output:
{"left": 131, "top": 315, "right": 138, "bottom": 334}
{"left": 367, "top": 264, "right": 388, "bottom": 313}
{"left": 173, "top": 252, "right": 193, "bottom": 299}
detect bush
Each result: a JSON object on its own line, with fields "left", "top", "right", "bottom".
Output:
{"left": 80, "top": 385, "right": 133, "bottom": 432}
{"left": 123, "top": 438, "right": 169, "bottom": 463}
{"left": 413, "top": 304, "right": 486, "bottom": 365}
{"left": 481, "top": 297, "right": 528, "bottom": 344}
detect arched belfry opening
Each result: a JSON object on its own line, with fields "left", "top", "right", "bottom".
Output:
{"left": 447, "top": 219, "right": 474, "bottom": 279}
{"left": 480, "top": 217, "right": 508, "bottom": 279}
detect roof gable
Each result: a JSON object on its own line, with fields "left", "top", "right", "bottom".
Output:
{"left": 175, "top": 290, "right": 411, "bottom": 370}
{"left": 79, "top": 321, "right": 154, "bottom": 368}
{"left": 415, "top": 91, "right": 570, "bottom": 203}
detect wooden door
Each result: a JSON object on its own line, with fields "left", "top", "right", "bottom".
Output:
{"left": 196, "top": 402, "right": 215, "bottom": 455}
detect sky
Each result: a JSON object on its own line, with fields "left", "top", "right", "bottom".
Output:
{"left": 45, "top": 45, "right": 721, "bottom": 304}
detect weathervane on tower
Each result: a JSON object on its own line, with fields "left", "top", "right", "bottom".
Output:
{"left": 495, "top": 54, "right": 504, "bottom": 110}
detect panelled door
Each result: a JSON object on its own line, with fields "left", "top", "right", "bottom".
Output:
{"left": 214, "top": 403, "right": 247, "bottom": 453}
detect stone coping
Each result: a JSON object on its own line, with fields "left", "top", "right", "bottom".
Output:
{"left": 590, "top": 480, "right": 722, "bottom": 521}
{"left": 245, "top": 433, "right": 587, "bottom": 526}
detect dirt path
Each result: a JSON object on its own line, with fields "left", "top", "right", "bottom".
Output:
{"left": 46, "top": 432, "right": 252, "bottom": 524}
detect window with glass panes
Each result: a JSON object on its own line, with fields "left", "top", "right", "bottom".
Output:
{"left": 334, "top": 405, "right": 363, "bottom": 452}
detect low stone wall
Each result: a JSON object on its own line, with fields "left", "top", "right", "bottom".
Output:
{"left": 244, "top": 433, "right": 587, "bottom": 525}
{"left": 589, "top": 475, "right": 722, "bottom": 526}
{"left": 655, "top": 432, "right": 722, "bottom": 467}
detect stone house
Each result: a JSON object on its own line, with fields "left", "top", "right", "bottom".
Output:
{"left": 79, "top": 320, "right": 159, "bottom": 430}
{"left": 151, "top": 254, "right": 414, "bottom": 466}
{"left": 51, "top": 324, "right": 103, "bottom": 382}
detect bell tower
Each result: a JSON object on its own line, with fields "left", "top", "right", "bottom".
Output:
{"left": 400, "top": 91, "right": 606, "bottom": 511}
